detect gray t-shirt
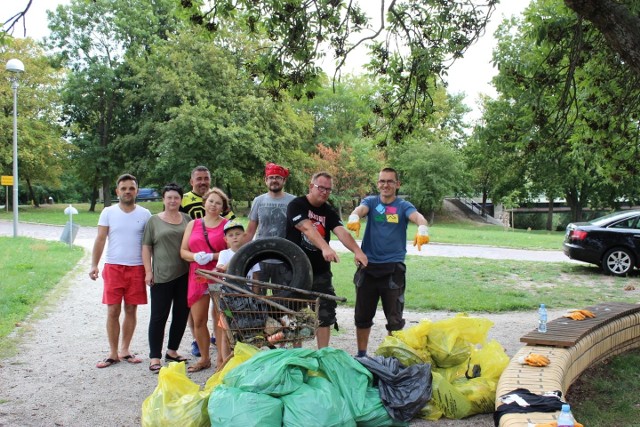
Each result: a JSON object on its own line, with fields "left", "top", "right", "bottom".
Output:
{"left": 249, "top": 192, "right": 295, "bottom": 239}
{"left": 249, "top": 192, "right": 295, "bottom": 266}
{"left": 142, "top": 213, "right": 191, "bottom": 283}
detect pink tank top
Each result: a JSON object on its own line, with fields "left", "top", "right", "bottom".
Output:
{"left": 187, "top": 218, "right": 228, "bottom": 307}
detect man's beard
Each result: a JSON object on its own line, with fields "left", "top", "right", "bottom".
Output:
{"left": 270, "top": 185, "right": 283, "bottom": 193}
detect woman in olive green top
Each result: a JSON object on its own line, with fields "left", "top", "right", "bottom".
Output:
{"left": 142, "top": 183, "right": 192, "bottom": 373}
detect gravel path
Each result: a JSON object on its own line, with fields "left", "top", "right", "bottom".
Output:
{"left": 0, "top": 221, "right": 570, "bottom": 426}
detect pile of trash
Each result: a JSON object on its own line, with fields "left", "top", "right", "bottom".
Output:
{"left": 142, "top": 344, "right": 409, "bottom": 427}
{"left": 141, "top": 313, "right": 509, "bottom": 426}
{"left": 376, "top": 313, "right": 510, "bottom": 420}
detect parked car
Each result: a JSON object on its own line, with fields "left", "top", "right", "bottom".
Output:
{"left": 563, "top": 209, "right": 640, "bottom": 276}
{"left": 137, "top": 188, "right": 160, "bottom": 201}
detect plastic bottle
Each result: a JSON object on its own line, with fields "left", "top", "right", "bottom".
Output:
{"left": 538, "top": 303, "right": 548, "bottom": 333}
{"left": 557, "top": 403, "right": 575, "bottom": 427}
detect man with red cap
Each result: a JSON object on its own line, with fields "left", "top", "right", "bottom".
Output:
{"left": 244, "top": 162, "right": 296, "bottom": 291}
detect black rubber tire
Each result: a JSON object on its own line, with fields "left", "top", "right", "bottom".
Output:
{"left": 602, "top": 247, "right": 635, "bottom": 276}
{"left": 227, "top": 237, "right": 312, "bottom": 294}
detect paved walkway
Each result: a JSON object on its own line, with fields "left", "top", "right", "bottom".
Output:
{"left": 0, "top": 220, "right": 573, "bottom": 263}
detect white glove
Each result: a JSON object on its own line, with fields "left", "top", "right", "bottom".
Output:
{"left": 413, "top": 225, "right": 430, "bottom": 250}
{"left": 194, "top": 251, "right": 214, "bottom": 265}
{"left": 347, "top": 214, "right": 361, "bottom": 237}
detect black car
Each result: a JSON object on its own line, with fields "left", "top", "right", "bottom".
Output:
{"left": 563, "top": 210, "right": 640, "bottom": 276}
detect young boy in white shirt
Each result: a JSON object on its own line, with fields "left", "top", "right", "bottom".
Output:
{"left": 216, "top": 221, "right": 260, "bottom": 281}
{"left": 214, "top": 221, "right": 260, "bottom": 363}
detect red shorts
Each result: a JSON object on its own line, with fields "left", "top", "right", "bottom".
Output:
{"left": 102, "top": 264, "right": 147, "bottom": 305}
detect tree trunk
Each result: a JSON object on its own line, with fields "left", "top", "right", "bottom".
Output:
{"left": 102, "top": 176, "right": 112, "bottom": 208}
{"left": 481, "top": 191, "right": 488, "bottom": 218}
{"left": 564, "top": 0, "right": 640, "bottom": 77}
{"left": 546, "top": 199, "right": 554, "bottom": 231}
{"left": 89, "top": 183, "right": 98, "bottom": 212}
{"left": 25, "top": 177, "right": 40, "bottom": 208}
{"left": 565, "top": 187, "right": 585, "bottom": 222}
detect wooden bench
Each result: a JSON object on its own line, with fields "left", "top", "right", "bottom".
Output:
{"left": 495, "top": 302, "right": 640, "bottom": 427}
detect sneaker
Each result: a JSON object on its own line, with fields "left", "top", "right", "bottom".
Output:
{"left": 190, "top": 340, "right": 201, "bottom": 357}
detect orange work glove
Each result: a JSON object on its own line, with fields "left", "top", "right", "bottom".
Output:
{"left": 346, "top": 214, "right": 361, "bottom": 238}
{"left": 564, "top": 311, "right": 586, "bottom": 320}
{"left": 518, "top": 353, "right": 551, "bottom": 367}
{"left": 413, "top": 225, "right": 430, "bottom": 251}
{"left": 571, "top": 309, "right": 596, "bottom": 318}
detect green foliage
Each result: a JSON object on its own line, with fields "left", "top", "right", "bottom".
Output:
{"left": 0, "top": 38, "right": 69, "bottom": 206}
{"left": 181, "top": 0, "right": 497, "bottom": 143}
{"left": 120, "top": 26, "right": 314, "bottom": 199}
{"left": 392, "top": 139, "right": 467, "bottom": 218}
{"left": 478, "top": 0, "right": 640, "bottom": 222}
{"left": 0, "top": 237, "right": 83, "bottom": 347}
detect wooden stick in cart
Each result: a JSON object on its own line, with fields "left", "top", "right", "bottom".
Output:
{"left": 196, "top": 269, "right": 297, "bottom": 315}
{"left": 210, "top": 271, "right": 347, "bottom": 302}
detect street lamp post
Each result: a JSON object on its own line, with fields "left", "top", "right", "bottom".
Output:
{"left": 6, "top": 59, "right": 24, "bottom": 238}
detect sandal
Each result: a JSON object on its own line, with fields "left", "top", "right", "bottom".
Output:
{"left": 120, "top": 354, "right": 143, "bottom": 364}
{"left": 187, "top": 360, "right": 211, "bottom": 373}
{"left": 149, "top": 363, "right": 162, "bottom": 373}
{"left": 96, "top": 358, "right": 119, "bottom": 369}
{"left": 165, "top": 353, "right": 188, "bottom": 363}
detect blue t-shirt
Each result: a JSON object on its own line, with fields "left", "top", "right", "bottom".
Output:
{"left": 361, "top": 196, "right": 417, "bottom": 263}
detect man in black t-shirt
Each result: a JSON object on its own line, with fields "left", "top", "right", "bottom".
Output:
{"left": 286, "top": 171, "right": 368, "bottom": 348}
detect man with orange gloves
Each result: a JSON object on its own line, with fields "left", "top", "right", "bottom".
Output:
{"left": 347, "top": 167, "right": 429, "bottom": 357}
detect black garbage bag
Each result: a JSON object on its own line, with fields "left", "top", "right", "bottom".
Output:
{"left": 356, "top": 355, "right": 432, "bottom": 422}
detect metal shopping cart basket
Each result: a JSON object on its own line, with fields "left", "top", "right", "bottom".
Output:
{"left": 196, "top": 269, "right": 345, "bottom": 350}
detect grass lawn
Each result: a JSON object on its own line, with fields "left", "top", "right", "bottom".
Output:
{"left": 0, "top": 237, "right": 84, "bottom": 354}
{"left": 330, "top": 252, "right": 639, "bottom": 312}
{"left": 568, "top": 347, "right": 640, "bottom": 426}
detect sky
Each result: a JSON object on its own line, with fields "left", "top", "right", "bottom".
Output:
{"left": 4, "top": 0, "right": 530, "bottom": 121}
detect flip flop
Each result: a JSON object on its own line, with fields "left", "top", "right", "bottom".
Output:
{"left": 187, "top": 361, "right": 211, "bottom": 373}
{"left": 120, "top": 354, "right": 143, "bottom": 364}
{"left": 165, "top": 353, "right": 188, "bottom": 363}
{"left": 96, "top": 358, "right": 119, "bottom": 369}
{"left": 149, "top": 363, "right": 162, "bottom": 373}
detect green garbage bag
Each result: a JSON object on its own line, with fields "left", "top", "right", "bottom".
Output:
{"left": 355, "top": 387, "right": 408, "bottom": 427}
{"left": 281, "top": 376, "right": 355, "bottom": 427}
{"left": 223, "top": 348, "right": 318, "bottom": 396}
{"left": 209, "top": 385, "right": 283, "bottom": 426}
{"left": 314, "top": 347, "right": 373, "bottom": 419}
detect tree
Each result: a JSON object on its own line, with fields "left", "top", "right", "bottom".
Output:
{"left": 563, "top": 0, "right": 640, "bottom": 77}
{"left": 118, "top": 26, "right": 314, "bottom": 201}
{"left": 394, "top": 139, "right": 466, "bottom": 222}
{"left": 47, "top": 0, "right": 185, "bottom": 210}
{"left": 0, "top": 37, "right": 69, "bottom": 207}
{"left": 486, "top": 0, "right": 640, "bottom": 222}
{"left": 180, "top": 0, "right": 497, "bottom": 143}
{"left": 309, "top": 142, "right": 384, "bottom": 217}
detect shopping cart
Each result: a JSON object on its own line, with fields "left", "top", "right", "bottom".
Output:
{"left": 196, "top": 269, "right": 346, "bottom": 350}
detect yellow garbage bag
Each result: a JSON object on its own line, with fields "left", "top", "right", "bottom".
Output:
{"left": 141, "top": 362, "right": 210, "bottom": 427}
{"left": 204, "top": 342, "right": 260, "bottom": 392}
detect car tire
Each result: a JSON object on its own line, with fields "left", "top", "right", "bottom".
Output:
{"left": 226, "top": 237, "right": 312, "bottom": 294}
{"left": 602, "top": 247, "right": 635, "bottom": 276}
